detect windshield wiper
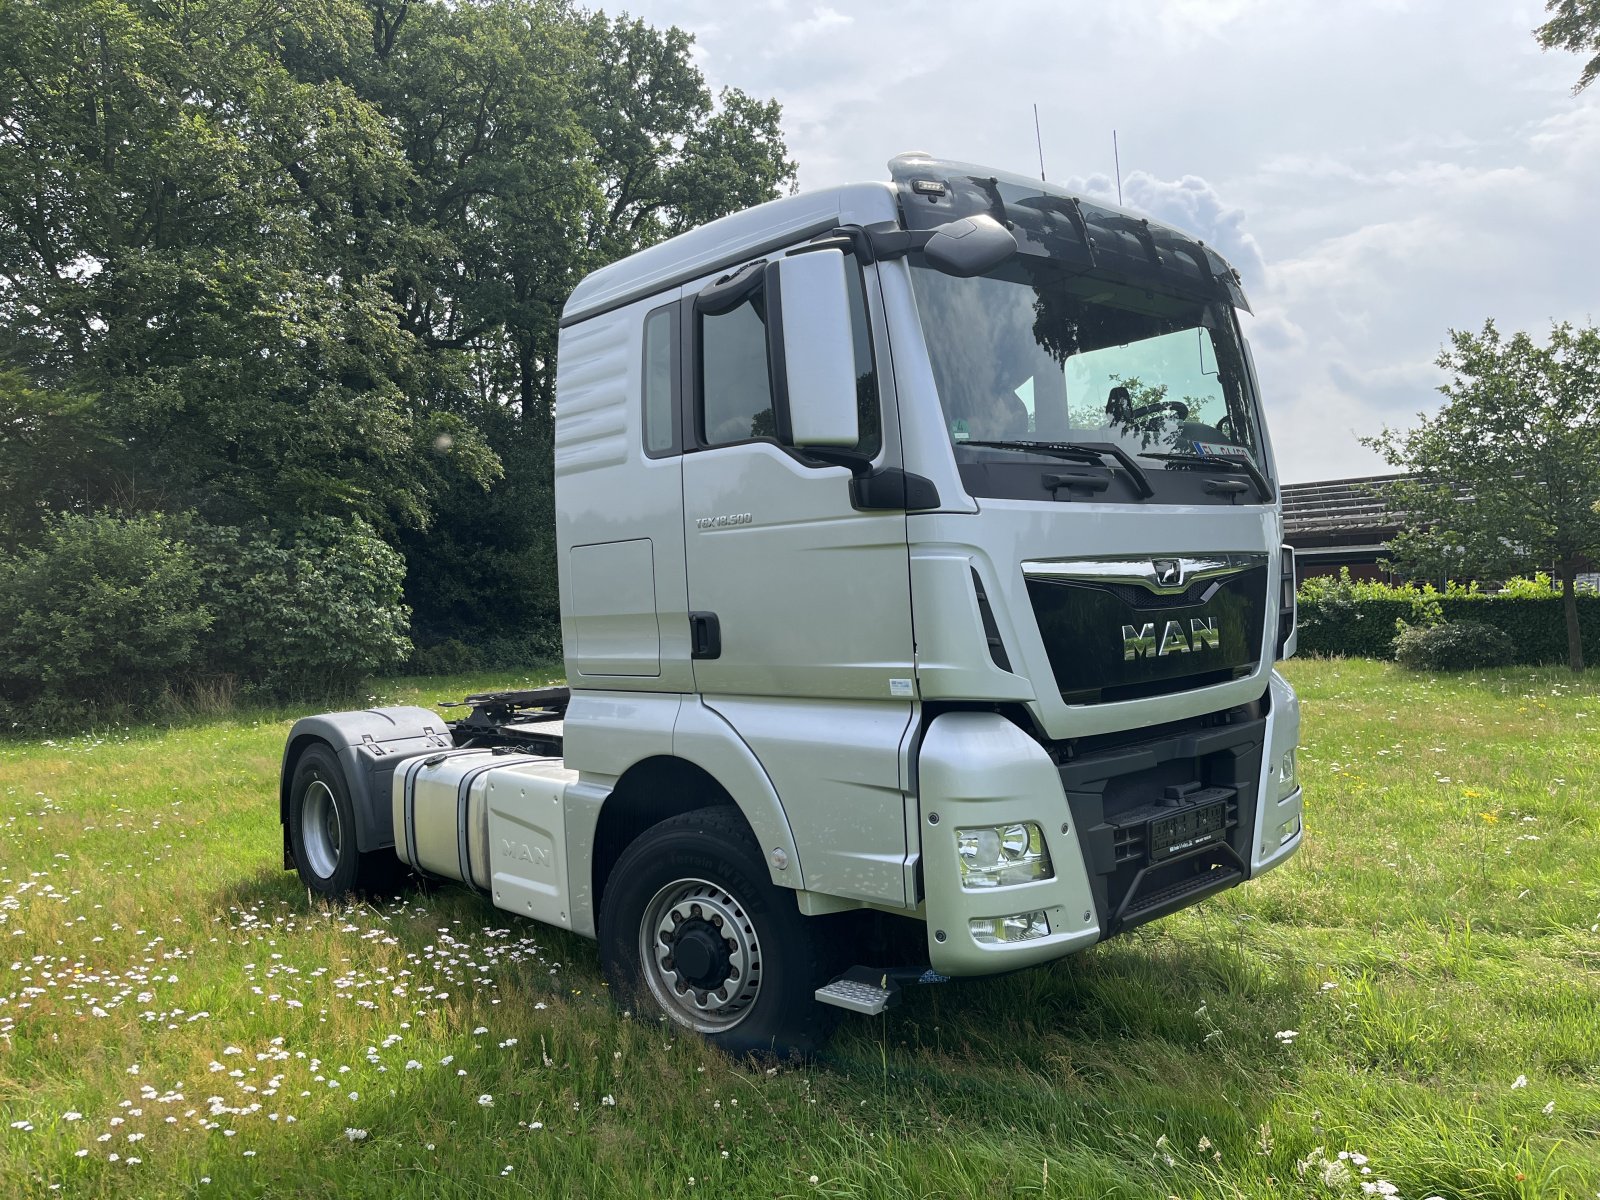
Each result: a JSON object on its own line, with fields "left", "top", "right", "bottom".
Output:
{"left": 960, "top": 440, "right": 1155, "bottom": 499}
{"left": 1137, "top": 451, "right": 1274, "bottom": 502}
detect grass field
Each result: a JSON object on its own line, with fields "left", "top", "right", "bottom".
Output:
{"left": 1, "top": 658, "right": 1598, "bottom": 1198}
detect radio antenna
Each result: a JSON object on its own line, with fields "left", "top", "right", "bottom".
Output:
{"left": 1033, "top": 103, "right": 1046, "bottom": 183}
{"left": 1113, "top": 129, "right": 1123, "bottom": 205}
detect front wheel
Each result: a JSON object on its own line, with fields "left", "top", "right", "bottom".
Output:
{"left": 598, "top": 807, "right": 839, "bottom": 1058}
{"left": 287, "top": 744, "right": 404, "bottom": 898}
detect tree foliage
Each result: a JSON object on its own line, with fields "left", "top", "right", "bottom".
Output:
{"left": 0, "top": 0, "right": 793, "bottom": 706}
{"left": 1536, "top": 0, "right": 1600, "bottom": 92}
{"left": 1364, "top": 320, "right": 1600, "bottom": 671}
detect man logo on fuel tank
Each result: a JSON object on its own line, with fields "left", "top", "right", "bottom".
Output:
{"left": 1122, "top": 618, "right": 1221, "bottom": 661}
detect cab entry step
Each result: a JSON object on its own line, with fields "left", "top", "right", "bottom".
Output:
{"left": 814, "top": 967, "right": 903, "bottom": 1015}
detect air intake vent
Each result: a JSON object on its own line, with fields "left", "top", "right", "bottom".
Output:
{"left": 970, "top": 569, "right": 1012, "bottom": 672}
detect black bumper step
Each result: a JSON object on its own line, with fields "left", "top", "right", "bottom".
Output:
{"left": 1117, "top": 863, "right": 1243, "bottom": 928}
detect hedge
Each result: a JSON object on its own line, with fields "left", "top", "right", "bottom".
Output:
{"left": 1296, "top": 570, "right": 1600, "bottom": 664}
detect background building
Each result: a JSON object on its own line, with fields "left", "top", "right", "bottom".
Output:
{"left": 1282, "top": 474, "right": 1404, "bottom": 581}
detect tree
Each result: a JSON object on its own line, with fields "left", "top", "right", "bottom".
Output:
{"left": 1365, "top": 320, "right": 1600, "bottom": 671}
{"left": 0, "top": 0, "right": 794, "bottom": 693}
{"left": 1537, "top": 1, "right": 1600, "bottom": 92}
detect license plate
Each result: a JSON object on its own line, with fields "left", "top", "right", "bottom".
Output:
{"left": 1149, "top": 800, "right": 1228, "bottom": 861}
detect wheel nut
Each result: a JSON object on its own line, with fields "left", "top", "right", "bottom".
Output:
{"left": 711, "top": 914, "right": 723, "bottom": 928}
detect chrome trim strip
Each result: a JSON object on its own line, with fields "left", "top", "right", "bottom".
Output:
{"left": 1020, "top": 552, "right": 1269, "bottom": 595}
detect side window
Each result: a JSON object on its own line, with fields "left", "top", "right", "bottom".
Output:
{"left": 695, "top": 258, "right": 882, "bottom": 457}
{"left": 642, "top": 305, "right": 677, "bottom": 456}
{"left": 700, "top": 298, "right": 776, "bottom": 446}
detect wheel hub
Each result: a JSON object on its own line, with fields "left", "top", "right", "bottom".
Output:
{"left": 640, "top": 880, "right": 761, "bottom": 1033}
{"left": 668, "top": 920, "right": 733, "bottom": 988}
{"left": 300, "top": 779, "right": 343, "bottom": 880}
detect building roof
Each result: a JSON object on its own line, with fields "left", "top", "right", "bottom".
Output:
{"left": 1282, "top": 473, "right": 1406, "bottom": 546}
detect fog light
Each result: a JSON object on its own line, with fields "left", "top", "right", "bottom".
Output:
{"left": 970, "top": 911, "right": 1050, "bottom": 945}
{"left": 1278, "top": 748, "right": 1298, "bottom": 797}
{"left": 956, "top": 822, "right": 1052, "bottom": 889}
{"left": 1278, "top": 814, "right": 1301, "bottom": 846}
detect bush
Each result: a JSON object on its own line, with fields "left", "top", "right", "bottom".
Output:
{"left": 191, "top": 516, "right": 412, "bottom": 693}
{"left": 1393, "top": 621, "right": 1518, "bottom": 671}
{"left": 0, "top": 512, "right": 210, "bottom": 708}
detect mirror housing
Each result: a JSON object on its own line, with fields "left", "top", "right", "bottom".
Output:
{"left": 923, "top": 214, "right": 1017, "bottom": 278}
{"left": 768, "top": 249, "right": 860, "bottom": 448}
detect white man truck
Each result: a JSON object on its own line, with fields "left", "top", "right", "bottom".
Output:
{"left": 278, "top": 154, "right": 1303, "bottom": 1056}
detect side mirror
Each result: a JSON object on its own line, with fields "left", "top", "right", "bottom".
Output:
{"left": 767, "top": 249, "right": 859, "bottom": 448}
{"left": 923, "top": 214, "right": 1017, "bottom": 278}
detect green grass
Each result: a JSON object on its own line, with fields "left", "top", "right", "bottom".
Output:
{"left": 1, "top": 659, "right": 1598, "bottom": 1198}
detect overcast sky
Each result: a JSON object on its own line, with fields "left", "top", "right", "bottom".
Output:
{"left": 612, "top": 0, "right": 1599, "bottom": 483}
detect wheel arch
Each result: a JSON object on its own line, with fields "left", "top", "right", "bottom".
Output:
{"left": 590, "top": 756, "right": 745, "bottom": 921}
{"left": 277, "top": 707, "right": 449, "bottom": 868}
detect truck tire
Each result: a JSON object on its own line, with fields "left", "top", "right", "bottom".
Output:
{"left": 598, "top": 806, "right": 839, "bottom": 1059}
{"left": 286, "top": 744, "right": 404, "bottom": 899}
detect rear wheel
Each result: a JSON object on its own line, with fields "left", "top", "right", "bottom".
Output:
{"left": 287, "top": 744, "right": 404, "bottom": 898}
{"left": 598, "top": 806, "right": 839, "bottom": 1058}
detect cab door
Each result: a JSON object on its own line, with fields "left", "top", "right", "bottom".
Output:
{"left": 678, "top": 254, "right": 917, "bottom": 905}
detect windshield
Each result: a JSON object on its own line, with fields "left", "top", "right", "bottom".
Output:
{"left": 909, "top": 259, "right": 1262, "bottom": 467}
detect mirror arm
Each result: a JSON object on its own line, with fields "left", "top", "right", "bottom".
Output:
{"left": 796, "top": 447, "right": 944, "bottom": 512}
{"left": 695, "top": 260, "right": 766, "bottom": 315}
{"left": 798, "top": 446, "right": 873, "bottom": 477}
{"left": 790, "top": 227, "right": 877, "bottom": 263}
{"left": 863, "top": 228, "right": 935, "bottom": 261}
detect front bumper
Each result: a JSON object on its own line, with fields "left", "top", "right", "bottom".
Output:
{"left": 918, "top": 672, "right": 1302, "bottom": 976}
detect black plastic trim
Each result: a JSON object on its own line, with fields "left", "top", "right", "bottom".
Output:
{"left": 1057, "top": 713, "right": 1265, "bottom": 939}
{"left": 970, "top": 568, "right": 1013, "bottom": 672}
{"left": 848, "top": 466, "right": 940, "bottom": 511}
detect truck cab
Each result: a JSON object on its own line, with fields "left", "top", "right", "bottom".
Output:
{"left": 278, "top": 155, "right": 1303, "bottom": 1056}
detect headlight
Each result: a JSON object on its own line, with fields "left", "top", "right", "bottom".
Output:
{"left": 956, "top": 822, "right": 1052, "bottom": 889}
{"left": 970, "top": 910, "right": 1050, "bottom": 945}
{"left": 1278, "top": 748, "right": 1298, "bottom": 797}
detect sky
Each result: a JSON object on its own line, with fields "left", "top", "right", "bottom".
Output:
{"left": 611, "top": 0, "right": 1600, "bottom": 483}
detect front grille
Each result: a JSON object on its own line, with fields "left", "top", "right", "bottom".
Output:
{"left": 1026, "top": 563, "right": 1268, "bottom": 704}
{"left": 1091, "top": 578, "right": 1220, "bottom": 609}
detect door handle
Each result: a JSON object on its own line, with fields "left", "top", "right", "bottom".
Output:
{"left": 689, "top": 611, "right": 721, "bottom": 660}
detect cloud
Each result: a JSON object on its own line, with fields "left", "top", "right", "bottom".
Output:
{"left": 785, "top": 6, "right": 852, "bottom": 41}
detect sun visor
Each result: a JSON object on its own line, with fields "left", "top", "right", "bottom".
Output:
{"left": 888, "top": 154, "right": 1250, "bottom": 312}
